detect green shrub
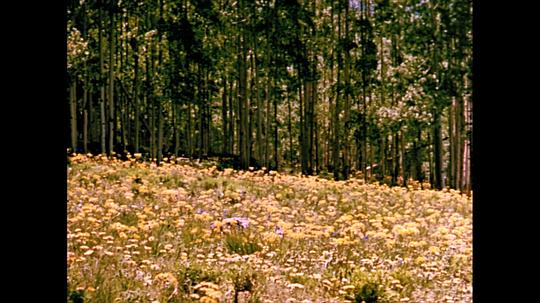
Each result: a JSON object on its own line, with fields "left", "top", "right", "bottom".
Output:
{"left": 177, "top": 264, "right": 221, "bottom": 293}
{"left": 224, "top": 232, "right": 261, "bottom": 255}
{"left": 354, "top": 282, "right": 382, "bottom": 303}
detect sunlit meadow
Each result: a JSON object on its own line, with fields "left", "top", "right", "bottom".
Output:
{"left": 67, "top": 154, "right": 472, "bottom": 303}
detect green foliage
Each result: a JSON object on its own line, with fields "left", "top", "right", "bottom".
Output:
{"left": 117, "top": 211, "right": 138, "bottom": 226}
{"left": 67, "top": 289, "right": 85, "bottom": 303}
{"left": 178, "top": 264, "right": 221, "bottom": 292}
{"left": 160, "top": 174, "right": 186, "bottom": 189}
{"left": 231, "top": 270, "right": 255, "bottom": 292}
{"left": 354, "top": 282, "right": 382, "bottom": 303}
{"left": 224, "top": 231, "right": 262, "bottom": 256}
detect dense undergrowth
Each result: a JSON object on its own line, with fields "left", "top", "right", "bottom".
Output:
{"left": 67, "top": 154, "right": 472, "bottom": 303}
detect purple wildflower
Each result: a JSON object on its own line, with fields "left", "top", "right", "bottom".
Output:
{"left": 231, "top": 217, "right": 250, "bottom": 228}
{"left": 274, "top": 225, "right": 284, "bottom": 237}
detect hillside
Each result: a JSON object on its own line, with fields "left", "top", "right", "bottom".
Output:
{"left": 67, "top": 154, "right": 472, "bottom": 303}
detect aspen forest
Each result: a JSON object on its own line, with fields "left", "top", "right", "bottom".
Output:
{"left": 67, "top": 0, "right": 473, "bottom": 302}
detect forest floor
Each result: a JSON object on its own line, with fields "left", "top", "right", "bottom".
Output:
{"left": 67, "top": 154, "right": 472, "bottom": 303}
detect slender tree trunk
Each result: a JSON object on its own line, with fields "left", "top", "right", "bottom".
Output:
{"left": 187, "top": 101, "right": 193, "bottom": 157}
{"left": 99, "top": 7, "right": 107, "bottom": 155}
{"left": 108, "top": 11, "right": 115, "bottom": 156}
{"left": 287, "top": 88, "right": 293, "bottom": 166}
{"left": 88, "top": 89, "right": 95, "bottom": 147}
{"left": 264, "top": 26, "right": 271, "bottom": 168}
{"left": 228, "top": 80, "right": 234, "bottom": 154}
{"left": 157, "top": 107, "right": 164, "bottom": 165}
{"left": 431, "top": 6, "right": 443, "bottom": 190}
{"left": 172, "top": 102, "right": 177, "bottom": 156}
{"left": 300, "top": 80, "right": 306, "bottom": 173}
{"left": 462, "top": 84, "right": 471, "bottom": 193}
{"left": 118, "top": 18, "right": 127, "bottom": 152}
{"left": 83, "top": 90, "right": 88, "bottom": 153}
{"left": 70, "top": 81, "right": 78, "bottom": 152}
{"left": 175, "top": 103, "right": 181, "bottom": 156}
{"left": 448, "top": 99, "right": 455, "bottom": 188}
{"left": 332, "top": 4, "right": 341, "bottom": 181}
{"left": 238, "top": 0, "right": 248, "bottom": 169}
{"left": 315, "top": 115, "right": 320, "bottom": 174}
{"left": 119, "top": 87, "right": 127, "bottom": 152}
{"left": 433, "top": 114, "right": 443, "bottom": 189}
{"left": 100, "top": 96, "right": 107, "bottom": 155}
{"left": 273, "top": 75, "right": 278, "bottom": 171}
{"left": 400, "top": 130, "right": 406, "bottom": 186}
{"left": 361, "top": 4, "right": 368, "bottom": 182}
{"left": 378, "top": 35, "right": 385, "bottom": 179}
{"left": 205, "top": 69, "right": 211, "bottom": 157}
{"left": 342, "top": 3, "right": 351, "bottom": 180}
{"left": 310, "top": 76, "right": 316, "bottom": 175}
{"left": 255, "top": 56, "right": 262, "bottom": 165}
{"left": 133, "top": 41, "right": 140, "bottom": 153}
{"left": 222, "top": 77, "right": 228, "bottom": 154}
{"left": 456, "top": 96, "right": 463, "bottom": 191}
{"left": 249, "top": 20, "right": 262, "bottom": 165}
{"left": 197, "top": 67, "right": 203, "bottom": 159}
{"left": 391, "top": 133, "right": 397, "bottom": 186}
{"left": 380, "top": 134, "right": 386, "bottom": 180}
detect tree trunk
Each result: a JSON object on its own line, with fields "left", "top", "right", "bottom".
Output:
{"left": 157, "top": 107, "right": 164, "bottom": 165}
{"left": 255, "top": 56, "right": 262, "bottom": 165}
{"left": 228, "top": 80, "right": 234, "bottom": 154}
{"left": 238, "top": 0, "right": 248, "bottom": 169}
{"left": 362, "top": 0, "right": 369, "bottom": 182}
{"left": 448, "top": 99, "right": 455, "bottom": 188}
{"left": 342, "top": 1, "right": 351, "bottom": 180}
{"left": 287, "top": 88, "right": 293, "bottom": 165}
{"left": 222, "top": 77, "right": 228, "bottom": 154}
{"left": 273, "top": 76, "right": 278, "bottom": 171}
{"left": 88, "top": 89, "right": 95, "bottom": 147}
{"left": 133, "top": 42, "right": 140, "bottom": 153}
{"left": 108, "top": 11, "right": 115, "bottom": 156}
{"left": 309, "top": 78, "right": 316, "bottom": 175}
{"left": 197, "top": 67, "right": 203, "bottom": 159}
{"left": 391, "top": 133, "right": 398, "bottom": 186}
{"left": 300, "top": 79, "right": 306, "bottom": 173}
{"left": 315, "top": 114, "right": 320, "bottom": 174}
{"left": 187, "top": 102, "right": 193, "bottom": 157}
{"left": 462, "top": 74, "right": 472, "bottom": 193}
{"left": 250, "top": 24, "right": 262, "bottom": 165}
{"left": 433, "top": 114, "right": 443, "bottom": 189}
{"left": 400, "top": 130, "right": 406, "bottom": 186}
{"left": 332, "top": 4, "right": 341, "bottom": 181}
{"left": 206, "top": 69, "right": 211, "bottom": 157}
{"left": 70, "top": 81, "right": 78, "bottom": 152}
{"left": 264, "top": 43, "right": 271, "bottom": 168}
{"left": 378, "top": 35, "right": 385, "bottom": 180}
{"left": 99, "top": 6, "right": 107, "bottom": 155}
{"left": 83, "top": 96, "right": 88, "bottom": 153}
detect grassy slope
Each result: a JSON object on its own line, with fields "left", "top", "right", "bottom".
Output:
{"left": 67, "top": 154, "right": 472, "bottom": 303}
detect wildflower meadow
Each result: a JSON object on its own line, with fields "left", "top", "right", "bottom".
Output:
{"left": 67, "top": 154, "right": 471, "bottom": 303}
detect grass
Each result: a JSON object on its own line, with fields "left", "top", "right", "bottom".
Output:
{"left": 68, "top": 153, "right": 472, "bottom": 302}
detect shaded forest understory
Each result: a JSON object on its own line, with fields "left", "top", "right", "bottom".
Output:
{"left": 67, "top": 0, "right": 472, "bottom": 192}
